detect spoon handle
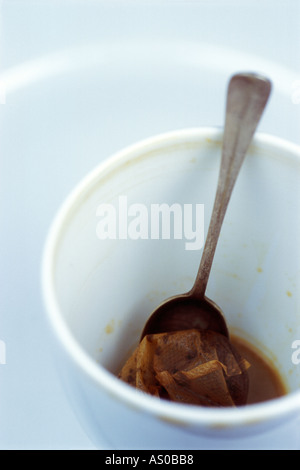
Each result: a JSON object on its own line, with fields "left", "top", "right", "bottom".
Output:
{"left": 191, "top": 73, "right": 272, "bottom": 300}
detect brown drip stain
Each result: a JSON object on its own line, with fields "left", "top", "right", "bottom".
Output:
{"left": 105, "top": 319, "right": 115, "bottom": 334}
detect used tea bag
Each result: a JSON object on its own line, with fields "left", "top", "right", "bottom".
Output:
{"left": 119, "top": 329, "right": 250, "bottom": 407}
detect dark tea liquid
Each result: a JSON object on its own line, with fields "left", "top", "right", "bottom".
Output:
{"left": 231, "top": 335, "right": 287, "bottom": 404}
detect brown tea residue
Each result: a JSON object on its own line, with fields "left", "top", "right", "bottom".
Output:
{"left": 105, "top": 319, "right": 115, "bottom": 334}
{"left": 231, "top": 335, "right": 287, "bottom": 404}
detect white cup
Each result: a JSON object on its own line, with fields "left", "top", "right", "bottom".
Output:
{"left": 42, "top": 127, "right": 300, "bottom": 449}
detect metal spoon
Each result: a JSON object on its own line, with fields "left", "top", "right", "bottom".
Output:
{"left": 141, "top": 72, "right": 272, "bottom": 340}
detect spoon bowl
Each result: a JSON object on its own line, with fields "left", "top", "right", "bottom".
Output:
{"left": 141, "top": 294, "right": 229, "bottom": 338}
{"left": 141, "top": 73, "right": 272, "bottom": 341}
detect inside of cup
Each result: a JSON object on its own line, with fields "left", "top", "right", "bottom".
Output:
{"left": 51, "top": 129, "right": 300, "bottom": 396}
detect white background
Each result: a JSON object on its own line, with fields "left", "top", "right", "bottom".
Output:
{"left": 0, "top": 0, "right": 299, "bottom": 449}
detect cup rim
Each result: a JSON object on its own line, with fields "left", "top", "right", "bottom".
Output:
{"left": 42, "top": 126, "right": 300, "bottom": 429}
